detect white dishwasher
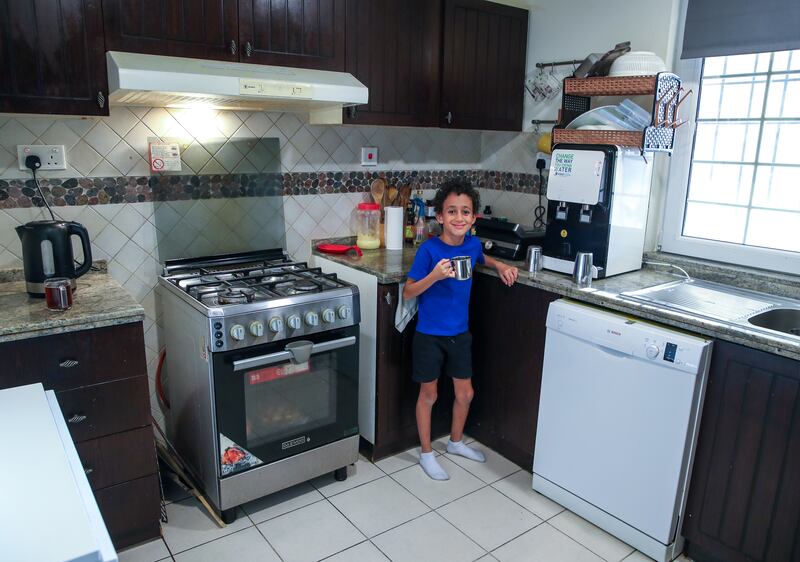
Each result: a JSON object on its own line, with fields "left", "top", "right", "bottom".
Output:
{"left": 533, "top": 299, "right": 712, "bottom": 562}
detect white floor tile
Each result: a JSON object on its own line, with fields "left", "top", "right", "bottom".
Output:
{"left": 444, "top": 444, "right": 521, "bottom": 484}
{"left": 371, "top": 512, "right": 485, "bottom": 562}
{"left": 391, "top": 455, "right": 485, "bottom": 509}
{"left": 491, "top": 471, "right": 564, "bottom": 520}
{"left": 549, "top": 510, "right": 635, "bottom": 562}
{"left": 329, "top": 476, "right": 429, "bottom": 537}
{"left": 311, "top": 455, "right": 384, "bottom": 497}
{"left": 161, "top": 498, "right": 251, "bottom": 554}
{"left": 476, "top": 556, "right": 499, "bottom": 561}
{"left": 257, "top": 500, "right": 364, "bottom": 562}
{"left": 241, "top": 482, "right": 324, "bottom": 524}
{"left": 374, "top": 446, "right": 438, "bottom": 475}
{"left": 437, "top": 487, "right": 542, "bottom": 551}
{"left": 322, "top": 541, "right": 389, "bottom": 561}
{"left": 173, "top": 527, "right": 280, "bottom": 562}
{"left": 118, "top": 538, "right": 172, "bottom": 562}
{"left": 493, "top": 523, "right": 604, "bottom": 562}
{"left": 622, "top": 552, "right": 654, "bottom": 561}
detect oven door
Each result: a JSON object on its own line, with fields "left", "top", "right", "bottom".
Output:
{"left": 212, "top": 325, "right": 359, "bottom": 478}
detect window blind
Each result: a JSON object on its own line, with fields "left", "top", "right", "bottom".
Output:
{"left": 681, "top": 0, "right": 800, "bottom": 59}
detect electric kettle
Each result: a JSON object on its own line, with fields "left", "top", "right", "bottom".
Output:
{"left": 15, "top": 220, "right": 92, "bottom": 296}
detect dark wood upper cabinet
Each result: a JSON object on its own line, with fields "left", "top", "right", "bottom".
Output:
{"left": 343, "top": 0, "right": 442, "bottom": 127}
{"left": 684, "top": 340, "right": 800, "bottom": 562}
{"left": 238, "top": 0, "right": 346, "bottom": 71}
{"left": 441, "top": 0, "right": 528, "bottom": 131}
{"left": 0, "top": 0, "right": 108, "bottom": 116}
{"left": 102, "top": 0, "right": 240, "bottom": 61}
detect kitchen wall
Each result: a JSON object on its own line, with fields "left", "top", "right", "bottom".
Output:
{"left": 0, "top": 106, "right": 541, "bottom": 429}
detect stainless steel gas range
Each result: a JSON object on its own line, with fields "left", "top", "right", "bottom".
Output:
{"left": 158, "top": 249, "right": 361, "bottom": 522}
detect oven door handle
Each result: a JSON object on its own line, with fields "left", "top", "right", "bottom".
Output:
{"left": 232, "top": 336, "right": 357, "bottom": 372}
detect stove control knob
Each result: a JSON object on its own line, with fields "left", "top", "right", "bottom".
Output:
{"left": 645, "top": 344, "right": 660, "bottom": 359}
{"left": 287, "top": 315, "right": 301, "bottom": 330}
{"left": 337, "top": 305, "right": 351, "bottom": 320}
{"left": 249, "top": 320, "right": 264, "bottom": 337}
{"left": 268, "top": 317, "right": 284, "bottom": 333}
{"left": 322, "top": 308, "right": 336, "bottom": 323}
{"left": 229, "top": 324, "right": 246, "bottom": 341}
{"left": 304, "top": 311, "right": 320, "bottom": 327}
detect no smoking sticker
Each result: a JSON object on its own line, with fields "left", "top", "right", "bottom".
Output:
{"left": 149, "top": 142, "right": 182, "bottom": 172}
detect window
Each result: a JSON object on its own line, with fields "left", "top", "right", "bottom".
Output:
{"left": 662, "top": 50, "right": 800, "bottom": 274}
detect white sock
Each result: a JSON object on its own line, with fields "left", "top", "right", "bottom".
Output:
{"left": 447, "top": 439, "right": 486, "bottom": 463}
{"left": 419, "top": 451, "right": 449, "bottom": 480}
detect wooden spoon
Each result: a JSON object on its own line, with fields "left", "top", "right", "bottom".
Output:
{"left": 398, "top": 182, "right": 413, "bottom": 210}
{"left": 370, "top": 178, "right": 386, "bottom": 207}
{"left": 386, "top": 184, "right": 399, "bottom": 206}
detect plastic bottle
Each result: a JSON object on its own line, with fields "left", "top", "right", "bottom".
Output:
{"left": 414, "top": 213, "right": 426, "bottom": 246}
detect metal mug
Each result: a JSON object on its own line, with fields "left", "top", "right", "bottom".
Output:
{"left": 450, "top": 256, "right": 472, "bottom": 281}
{"left": 44, "top": 277, "right": 73, "bottom": 311}
{"left": 573, "top": 252, "right": 593, "bottom": 288}
{"left": 525, "top": 245, "right": 543, "bottom": 276}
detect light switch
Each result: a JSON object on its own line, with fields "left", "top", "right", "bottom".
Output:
{"left": 361, "top": 147, "right": 378, "bottom": 166}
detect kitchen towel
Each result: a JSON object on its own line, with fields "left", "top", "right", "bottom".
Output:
{"left": 394, "top": 282, "right": 418, "bottom": 332}
{"left": 385, "top": 206, "right": 404, "bottom": 251}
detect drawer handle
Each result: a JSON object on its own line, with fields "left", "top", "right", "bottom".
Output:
{"left": 84, "top": 467, "right": 94, "bottom": 476}
{"left": 59, "top": 359, "right": 79, "bottom": 369}
{"left": 67, "top": 414, "right": 87, "bottom": 424}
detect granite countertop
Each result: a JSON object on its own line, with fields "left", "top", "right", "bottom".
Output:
{"left": 311, "top": 238, "right": 800, "bottom": 361}
{"left": 0, "top": 270, "right": 145, "bottom": 343}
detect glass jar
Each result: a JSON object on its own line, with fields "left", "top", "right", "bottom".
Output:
{"left": 356, "top": 202, "right": 381, "bottom": 249}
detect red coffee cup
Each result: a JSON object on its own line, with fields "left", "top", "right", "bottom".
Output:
{"left": 44, "top": 278, "right": 73, "bottom": 311}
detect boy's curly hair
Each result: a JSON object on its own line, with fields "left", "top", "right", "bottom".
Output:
{"left": 433, "top": 178, "right": 480, "bottom": 215}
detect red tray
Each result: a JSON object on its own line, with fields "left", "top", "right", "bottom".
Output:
{"left": 316, "top": 243, "right": 363, "bottom": 257}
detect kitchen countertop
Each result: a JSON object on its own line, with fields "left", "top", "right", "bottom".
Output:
{"left": 0, "top": 269, "right": 145, "bottom": 343}
{"left": 311, "top": 238, "right": 800, "bottom": 361}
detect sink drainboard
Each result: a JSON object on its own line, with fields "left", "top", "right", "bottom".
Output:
{"left": 621, "top": 280, "right": 776, "bottom": 322}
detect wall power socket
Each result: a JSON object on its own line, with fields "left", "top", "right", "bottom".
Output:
{"left": 17, "top": 145, "right": 67, "bottom": 171}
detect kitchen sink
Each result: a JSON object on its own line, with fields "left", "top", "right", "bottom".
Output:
{"left": 748, "top": 308, "right": 800, "bottom": 337}
{"left": 620, "top": 278, "right": 800, "bottom": 342}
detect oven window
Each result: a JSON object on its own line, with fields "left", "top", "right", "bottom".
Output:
{"left": 243, "top": 354, "right": 336, "bottom": 448}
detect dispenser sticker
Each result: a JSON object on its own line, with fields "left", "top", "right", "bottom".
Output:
{"left": 553, "top": 152, "right": 575, "bottom": 177}
{"left": 200, "top": 336, "right": 208, "bottom": 362}
{"left": 560, "top": 229, "right": 568, "bottom": 238}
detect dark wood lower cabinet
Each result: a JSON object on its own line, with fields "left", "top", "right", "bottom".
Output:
{"left": 372, "top": 282, "right": 454, "bottom": 460}
{"left": 0, "top": 321, "right": 160, "bottom": 550}
{"left": 468, "top": 273, "right": 558, "bottom": 470}
{"left": 684, "top": 339, "right": 800, "bottom": 562}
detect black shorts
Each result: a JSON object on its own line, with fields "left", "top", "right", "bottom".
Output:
{"left": 412, "top": 331, "right": 473, "bottom": 383}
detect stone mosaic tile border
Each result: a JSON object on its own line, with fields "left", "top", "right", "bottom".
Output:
{"left": 0, "top": 169, "right": 540, "bottom": 209}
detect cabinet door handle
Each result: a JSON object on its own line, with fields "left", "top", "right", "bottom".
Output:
{"left": 244, "top": 41, "right": 253, "bottom": 57}
{"left": 97, "top": 91, "right": 106, "bottom": 109}
{"left": 347, "top": 106, "right": 357, "bottom": 120}
{"left": 59, "top": 359, "right": 79, "bottom": 369}
{"left": 67, "top": 413, "right": 87, "bottom": 424}
{"left": 84, "top": 467, "right": 94, "bottom": 476}
{"left": 229, "top": 40, "right": 237, "bottom": 55}
{"left": 445, "top": 111, "right": 453, "bottom": 125}
{"left": 385, "top": 292, "right": 393, "bottom": 306}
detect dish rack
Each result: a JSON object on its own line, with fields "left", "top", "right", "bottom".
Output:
{"left": 552, "top": 72, "right": 685, "bottom": 153}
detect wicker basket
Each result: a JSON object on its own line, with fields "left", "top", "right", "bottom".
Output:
{"left": 564, "top": 76, "right": 658, "bottom": 97}
{"left": 552, "top": 128, "right": 644, "bottom": 148}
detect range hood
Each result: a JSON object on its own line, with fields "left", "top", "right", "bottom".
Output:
{"left": 106, "top": 51, "right": 368, "bottom": 125}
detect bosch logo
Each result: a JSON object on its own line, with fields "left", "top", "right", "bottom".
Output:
{"left": 607, "top": 329, "right": 622, "bottom": 336}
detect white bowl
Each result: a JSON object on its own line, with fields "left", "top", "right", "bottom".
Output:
{"left": 609, "top": 51, "right": 667, "bottom": 77}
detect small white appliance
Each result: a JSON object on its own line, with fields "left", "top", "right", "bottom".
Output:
{"left": 542, "top": 145, "right": 653, "bottom": 278}
{"left": 533, "top": 299, "right": 712, "bottom": 562}
{"left": 107, "top": 51, "right": 368, "bottom": 124}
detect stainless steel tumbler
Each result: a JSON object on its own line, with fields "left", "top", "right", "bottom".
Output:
{"left": 573, "top": 252, "right": 593, "bottom": 287}
{"left": 525, "top": 245, "right": 543, "bottom": 276}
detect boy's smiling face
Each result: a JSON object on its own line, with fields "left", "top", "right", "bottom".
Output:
{"left": 437, "top": 193, "right": 476, "bottom": 243}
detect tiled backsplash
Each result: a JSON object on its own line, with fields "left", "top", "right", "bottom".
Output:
{"left": 0, "top": 107, "right": 544, "bottom": 428}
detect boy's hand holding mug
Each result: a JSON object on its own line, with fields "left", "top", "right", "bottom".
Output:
{"left": 432, "top": 258, "right": 456, "bottom": 281}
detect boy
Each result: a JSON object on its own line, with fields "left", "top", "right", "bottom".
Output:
{"left": 403, "top": 179, "right": 518, "bottom": 480}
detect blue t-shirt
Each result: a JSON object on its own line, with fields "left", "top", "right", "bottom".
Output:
{"left": 407, "top": 235, "right": 485, "bottom": 336}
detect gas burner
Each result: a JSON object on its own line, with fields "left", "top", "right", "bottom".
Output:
{"left": 218, "top": 287, "right": 256, "bottom": 304}
{"left": 293, "top": 281, "right": 318, "bottom": 292}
